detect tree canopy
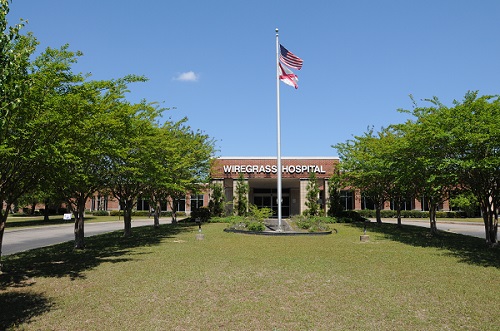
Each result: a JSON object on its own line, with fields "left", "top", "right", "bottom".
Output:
{"left": 334, "top": 91, "right": 499, "bottom": 245}
{"left": 0, "top": 0, "right": 216, "bottom": 266}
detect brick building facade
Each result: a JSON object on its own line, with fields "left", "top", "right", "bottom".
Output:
{"left": 51, "top": 156, "right": 449, "bottom": 217}
{"left": 210, "top": 157, "right": 339, "bottom": 217}
{"left": 210, "top": 156, "right": 450, "bottom": 217}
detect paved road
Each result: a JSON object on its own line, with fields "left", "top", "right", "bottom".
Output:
{"left": 379, "top": 219, "right": 488, "bottom": 240}
{"left": 2, "top": 219, "right": 162, "bottom": 256}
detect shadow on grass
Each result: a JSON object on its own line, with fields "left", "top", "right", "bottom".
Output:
{"left": 0, "top": 223, "right": 193, "bottom": 287}
{"left": 348, "top": 222, "right": 500, "bottom": 269}
{"left": 0, "top": 223, "right": 194, "bottom": 329}
{"left": 0, "top": 291, "right": 53, "bottom": 330}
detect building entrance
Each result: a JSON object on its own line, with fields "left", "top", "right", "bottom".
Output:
{"left": 253, "top": 188, "right": 290, "bottom": 218}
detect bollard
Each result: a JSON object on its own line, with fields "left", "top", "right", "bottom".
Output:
{"left": 360, "top": 220, "right": 370, "bottom": 242}
{"left": 195, "top": 218, "right": 204, "bottom": 240}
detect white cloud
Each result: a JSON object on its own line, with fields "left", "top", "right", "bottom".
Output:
{"left": 174, "top": 71, "right": 199, "bottom": 82}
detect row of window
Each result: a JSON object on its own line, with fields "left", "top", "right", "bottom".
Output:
{"left": 90, "top": 195, "right": 205, "bottom": 212}
{"left": 341, "top": 191, "right": 442, "bottom": 211}
{"left": 91, "top": 191, "right": 444, "bottom": 213}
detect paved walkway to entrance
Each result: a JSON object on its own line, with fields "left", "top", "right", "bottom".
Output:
{"left": 265, "top": 219, "right": 294, "bottom": 232}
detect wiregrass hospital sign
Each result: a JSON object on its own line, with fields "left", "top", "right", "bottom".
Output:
{"left": 212, "top": 157, "right": 337, "bottom": 179}
{"left": 210, "top": 157, "right": 339, "bottom": 217}
{"left": 223, "top": 164, "right": 326, "bottom": 175}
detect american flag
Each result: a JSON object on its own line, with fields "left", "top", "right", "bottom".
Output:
{"left": 280, "top": 44, "right": 303, "bottom": 70}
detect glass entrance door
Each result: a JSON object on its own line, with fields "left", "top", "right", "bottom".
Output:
{"left": 253, "top": 188, "right": 290, "bottom": 218}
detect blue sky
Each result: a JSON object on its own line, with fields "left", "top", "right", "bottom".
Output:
{"left": 8, "top": 0, "right": 500, "bottom": 158}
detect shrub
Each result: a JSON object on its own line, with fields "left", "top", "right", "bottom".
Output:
{"left": 247, "top": 220, "right": 265, "bottom": 232}
{"left": 109, "top": 210, "right": 122, "bottom": 216}
{"left": 380, "top": 210, "right": 396, "bottom": 218}
{"left": 191, "top": 207, "right": 211, "bottom": 222}
{"left": 225, "top": 216, "right": 249, "bottom": 230}
{"left": 337, "top": 210, "right": 366, "bottom": 222}
{"left": 248, "top": 205, "right": 273, "bottom": 222}
{"left": 208, "top": 183, "right": 225, "bottom": 217}
{"left": 89, "top": 210, "right": 109, "bottom": 216}
{"left": 357, "top": 210, "right": 376, "bottom": 218}
{"left": 335, "top": 217, "right": 353, "bottom": 223}
{"left": 354, "top": 209, "right": 468, "bottom": 219}
{"left": 109, "top": 210, "right": 159, "bottom": 217}
{"left": 207, "top": 216, "right": 233, "bottom": 224}
{"left": 292, "top": 215, "right": 331, "bottom": 232}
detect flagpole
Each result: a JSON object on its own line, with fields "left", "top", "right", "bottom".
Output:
{"left": 275, "top": 28, "right": 282, "bottom": 231}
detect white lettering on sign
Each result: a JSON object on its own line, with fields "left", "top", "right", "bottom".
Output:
{"left": 222, "top": 164, "right": 326, "bottom": 174}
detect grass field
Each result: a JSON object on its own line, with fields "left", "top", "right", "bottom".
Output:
{"left": 0, "top": 221, "right": 498, "bottom": 330}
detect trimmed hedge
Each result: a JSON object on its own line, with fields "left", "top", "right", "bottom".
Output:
{"left": 89, "top": 210, "right": 109, "bottom": 216}
{"left": 356, "top": 209, "right": 467, "bottom": 219}
{"left": 107, "top": 210, "right": 186, "bottom": 217}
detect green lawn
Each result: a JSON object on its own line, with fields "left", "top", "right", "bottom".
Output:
{"left": 0, "top": 222, "right": 498, "bottom": 330}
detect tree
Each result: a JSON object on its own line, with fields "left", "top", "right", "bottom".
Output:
{"left": 327, "top": 169, "right": 344, "bottom": 217}
{"left": 449, "top": 191, "right": 479, "bottom": 218}
{"left": 304, "top": 172, "right": 321, "bottom": 216}
{"left": 48, "top": 76, "right": 144, "bottom": 248}
{"left": 0, "top": 0, "right": 35, "bottom": 266}
{"left": 106, "top": 95, "right": 161, "bottom": 237}
{"left": 234, "top": 173, "right": 248, "bottom": 216}
{"left": 144, "top": 124, "right": 178, "bottom": 228}
{"left": 334, "top": 128, "right": 394, "bottom": 224}
{"left": 397, "top": 98, "right": 456, "bottom": 234}
{"left": 377, "top": 127, "right": 414, "bottom": 226}
{"left": 435, "top": 92, "right": 499, "bottom": 245}
{"left": 0, "top": 3, "right": 90, "bottom": 265}
{"left": 208, "top": 182, "right": 225, "bottom": 217}
{"left": 145, "top": 119, "right": 215, "bottom": 227}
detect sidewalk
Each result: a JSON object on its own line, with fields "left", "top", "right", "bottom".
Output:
{"left": 375, "top": 218, "right": 486, "bottom": 239}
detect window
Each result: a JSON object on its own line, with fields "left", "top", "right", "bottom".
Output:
{"left": 340, "top": 190, "right": 354, "bottom": 210}
{"left": 91, "top": 195, "right": 108, "bottom": 211}
{"left": 361, "top": 194, "right": 375, "bottom": 210}
{"left": 190, "top": 194, "right": 204, "bottom": 212}
{"left": 175, "top": 197, "right": 186, "bottom": 212}
{"left": 420, "top": 196, "right": 429, "bottom": 211}
{"left": 390, "top": 197, "right": 414, "bottom": 211}
{"left": 136, "top": 197, "right": 150, "bottom": 211}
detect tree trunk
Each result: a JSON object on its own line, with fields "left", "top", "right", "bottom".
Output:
{"left": 375, "top": 203, "right": 382, "bottom": 224}
{"left": 123, "top": 206, "right": 133, "bottom": 237}
{"left": 429, "top": 203, "right": 438, "bottom": 235}
{"left": 482, "top": 201, "right": 498, "bottom": 246}
{"left": 492, "top": 215, "right": 498, "bottom": 246}
{"left": 171, "top": 199, "right": 178, "bottom": 224}
{"left": 396, "top": 206, "right": 402, "bottom": 226}
{"left": 72, "top": 195, "right": 88, "bottom": 249}
{"left": 0, "top": 205, "right": 11, "bottom": 272}
{"left": 43, "top": 200, "right": 50, "bottom": 222}
{"left": 74, "top": 211, "right": 85, "bottom": 249}
{"left": 153, "top": 202, "right": 160, "bottom": 228}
